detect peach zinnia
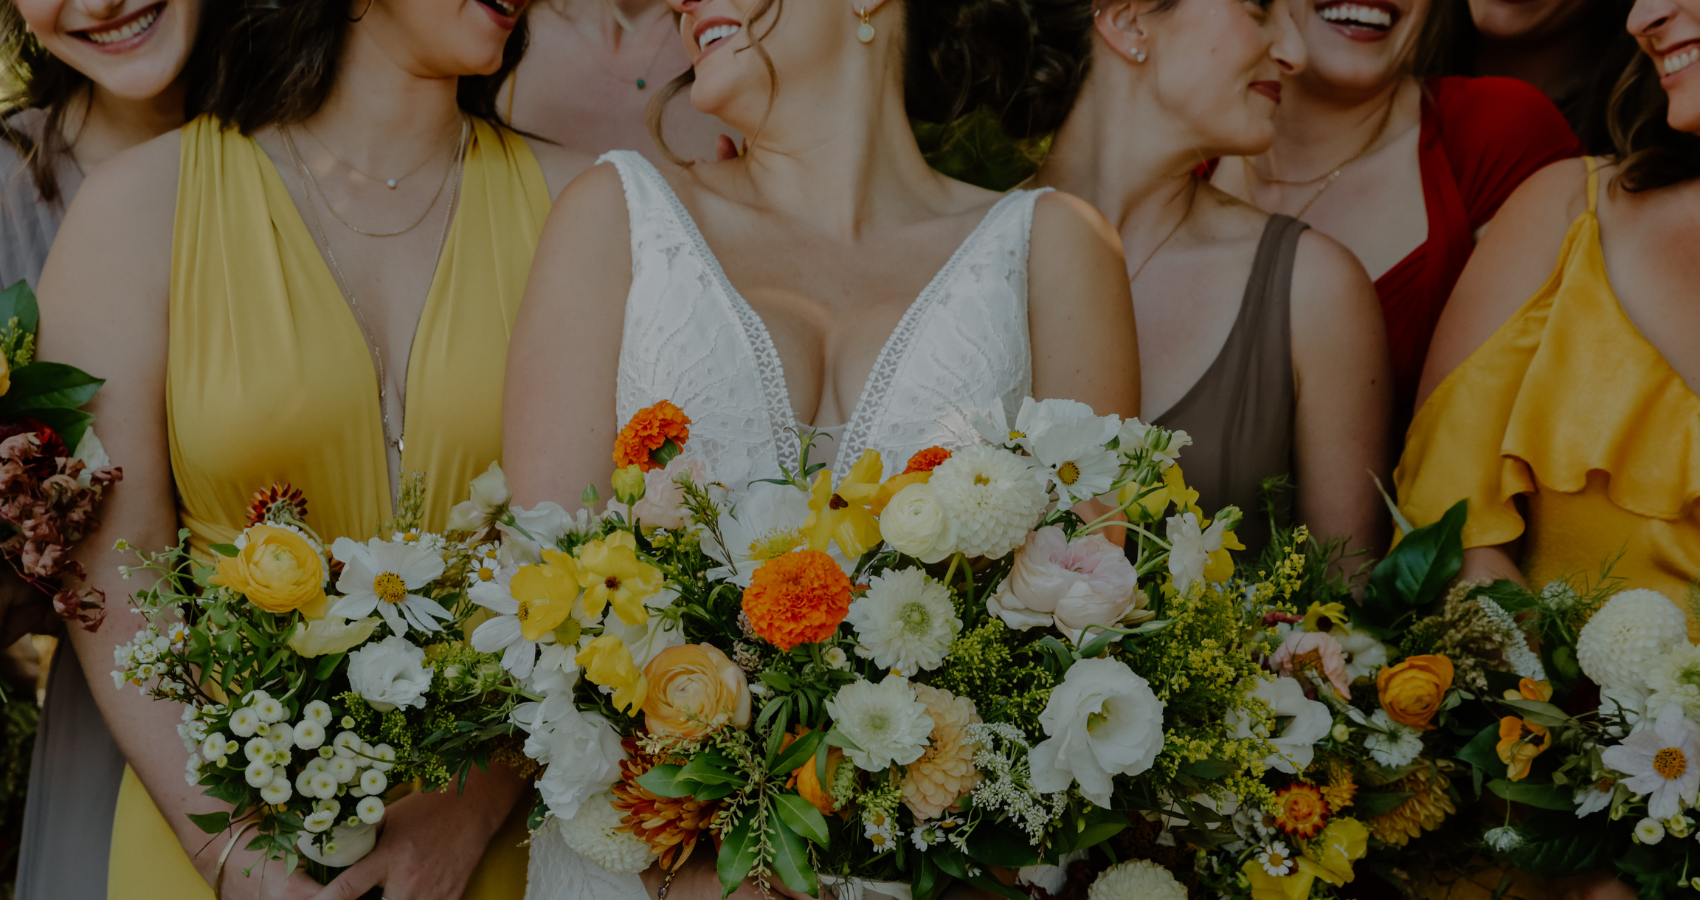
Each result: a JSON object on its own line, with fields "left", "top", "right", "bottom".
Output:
{"left": 741, "top": 550, "right": 851, "bottom": 651}
{"left": 613, "top": 400, "right": 691, "bottom": 472}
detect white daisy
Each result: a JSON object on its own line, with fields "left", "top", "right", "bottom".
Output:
{"left": 329, "top": 536, "right": 451, "bottom": 636}
{"left": 825, "top": 677, "right": 935, "bottom": 771}
{"left": 703, "top": 481, "right": 850, "bottom": 586}
{"left": 844, "top": 568, "right": 960, "bottom": 676}
{"left": 1601, "top": 704, "right": 1700, "bottom": 819}
{"left": 1573, "top": 780, "right": 1615, "bottom": 817}
{"left": 1257, "top": 841, "right": 1295, "bottom": 876}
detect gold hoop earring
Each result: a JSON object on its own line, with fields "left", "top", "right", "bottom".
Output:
{"left": 348, "top": 0, "right": 374, "bottom": 22}
{"left": 856, "top": 6, "right": 875, "bottom": 43}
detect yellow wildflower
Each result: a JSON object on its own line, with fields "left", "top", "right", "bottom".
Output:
{"left": 577, "top": 634, "right": 647, "bottom": 713}
{"left": 578, "top": 532, "right": 661, "bottom": 626}
{"left": 803, "top": 449, "right": 883, "bottom": 558}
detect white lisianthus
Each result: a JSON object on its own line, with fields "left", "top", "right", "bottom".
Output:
{"left": 1028, "top": 418, "right": 1121, "bottom": 510}
{"left": 329, "top": 537, "right": 451, "bottom": 636}
{"left": 987, "top": 527, "right": 1142, "bottom": 644}
{"left": 1165, "top": 511, "right": 1227, "bottom": 595}
{"left": 1086, "top": 859, "right": 1188, "bottom": 900}
{"left": 927, "top": 446, "right": 1048, "bottom": 559}
{"left": 347, "top": 636, "right": 434, "bottom": 712}
{"left": 1029, "top": 658, "right": 1165, "bottom": 807}
{"left": 557, "top": 793, "right": 655, "bottom": 875}
{"left": 1577, "top": 590, "right": 1689, "bottom": 694}
{"left": 356, "top": 797, "right": 386, "bottom": 825}
{"left": 825, "top": 677, "right": 936, "bottom": 771}
{"left": 1226, "top": 676, "right": 1332, "bottom": 775}
{"left": 446, "top": 461, "right": 513, "bottom": 534}
{"left": 260, "top": 774, "right": 292, "bottom": 805}
{"left": 517, "top": 694, "right": 626, "bottom": 819}
{"left": 879, "top": 482, "right": 959, "bottom": 564}
{"left": 298, "top": 822, "right": 377, "bottom": 867}
{"left": 845, "top": 569, "right": 960, "bottom": 676}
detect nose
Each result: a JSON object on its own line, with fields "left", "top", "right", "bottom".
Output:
{"left": 1627, "top": 0, "right": 1677, "bottom": 37}
{"left": 78, "top": 0, "right": 130, "bottom": 20}
{"left": 668, "top": 0, "right": 702, "bottom": 12}
{"left": 1271, "top": 0, "right": 1309, "bottom": 75}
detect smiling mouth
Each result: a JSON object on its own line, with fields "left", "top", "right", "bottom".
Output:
{"left": 1316, "top": 1, "right": 1397, "bottom": 32}
{"left": 697, "top": 23, "right": 741, "bottom": 53}
{"left": 475, "top": 0, "right": 520, "bottom": 19}
{"left": 1665, "top": 45, "right": 1700, "bottom": 77}
{"left": 75, "top": 2, "right": 163, "bottom": 47}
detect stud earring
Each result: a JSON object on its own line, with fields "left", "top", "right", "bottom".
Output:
{"left": 856, "top": 6, "right": 875, "bottom": 43}
{"left": 1133, "top": 47, "right": 1147, "bottom": 62}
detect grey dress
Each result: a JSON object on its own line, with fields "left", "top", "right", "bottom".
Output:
{"left": 3, "top": 110, "right": 125, "bottom": 900}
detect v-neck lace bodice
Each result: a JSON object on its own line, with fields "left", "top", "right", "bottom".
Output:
{"left": 602, "top": 150, "right": 1046, "bottom": 488}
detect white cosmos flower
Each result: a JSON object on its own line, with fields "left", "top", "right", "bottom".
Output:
{"left": 826, "top": 677, "right": 936, "bottom": 771}
{"left": 1227, "top": 676, "right": 1332, "bottom": 775}
{"left": 1601, "top": 704, "right": 1700, "bottom": 819}
{"left": 1008, "top": 397, "right": 1115, "bottom": 453}
{"left": 329, "top": 537, "right": 451, "bottom": 636}
{"left": 1574, "top": 780, "right": 1615, "bottom": 817}
{"left": 703, "top": 481, "right": 851, "bottom": 586}
{"left": 845, "top": 568, "right": 960, "bottom": 676}
{"left": 1165, "top": 511, "right": 1226, "bottom": 595}
{"left": 495, "top": 501, "right": 577, "bottom": 565}
{"left": 469, "top": 561, "right": 560, "bottom": 681}
{"left": 1029, "top": 419, "right": 1121, "bottom": 510}
{"left": 1029, "top": 657, "right": 1165, "bottom": 807}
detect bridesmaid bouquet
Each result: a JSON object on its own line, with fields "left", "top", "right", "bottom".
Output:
{"left": 108, "top": 476, "right": 527, "bottom": 882}
{"left": 0, "top": 278, "right": 121, "bottom": 630}
{"left": 1451, "top": 579, "right": 1700, "bottom": 896}
{"left": 474, "top": 399, "right": 1321, "bottom": 899}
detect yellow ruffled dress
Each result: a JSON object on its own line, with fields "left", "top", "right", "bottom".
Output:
{"left": 106, "top": 115, "right": 550, "bottom": 899}
{"left": 1397, "top": 157, "right": 1700, "bottom": 641}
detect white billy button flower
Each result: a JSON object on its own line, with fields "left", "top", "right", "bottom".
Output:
{"left": 329, "top": 536, "right": 452, "bottom": 635}
{"left": 293, "top": 720, "right": 326, "bottom": 750}
{"left": 228, "top": 707, "right": 260, "bottom": 738}
{"left": 360, "top": 769, "right": 387, "bottom": 795}
{"left": 303, "top": 701, "right": 333, "bottom": 727}
{"left": 244, "top": 761, "right": 274, "bottom": 788}
{"left": 356, "top": 796, "right": 386, "bottom": 825}
{"left": 260, "top": 774, "right": 293, "bottom": 805}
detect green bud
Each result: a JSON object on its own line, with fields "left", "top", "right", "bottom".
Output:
{"left": 612, "top": 465, "right": 646, "bottom": 505}
{"left": 581, "top": 482, "right": 601, "bottom": 506}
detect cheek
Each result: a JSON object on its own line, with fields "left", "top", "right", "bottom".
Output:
{"left": 13, "top": 0, "right": 62, "bottom": 33}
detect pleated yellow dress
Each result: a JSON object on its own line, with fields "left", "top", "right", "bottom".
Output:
{"left": 106, "top": 115, "right": 550, "bottom": 899}
{"left": 1396, "top": 157, "right": 1700, "bottom": 643}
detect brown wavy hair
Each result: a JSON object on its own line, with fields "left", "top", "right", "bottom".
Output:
{"left": 0, "top": 2, "right": 228, "bottom": 205}
{"left": 202, "top": 0, "right": 528, "bottom": 134}
{"left": 1608, "top": 47, "right": 1700, "bottom": 193}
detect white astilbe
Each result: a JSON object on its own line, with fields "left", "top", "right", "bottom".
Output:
{"left": 965, "top": 722, "right": 1069, "bottom": 845}
{"left": 1477, "top": 597, "right": 1547, "bottom": 681}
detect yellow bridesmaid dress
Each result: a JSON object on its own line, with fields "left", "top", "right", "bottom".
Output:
{"left": 107, "top": 115, "right": 551, "bottom": 899}
{"left": 1397, "top": 156, "right": 1700, "bottom": 641}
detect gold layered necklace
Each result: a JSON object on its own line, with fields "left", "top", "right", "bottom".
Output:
{"left": 1245, "top": 83, "right": 1400, "bottom": 219}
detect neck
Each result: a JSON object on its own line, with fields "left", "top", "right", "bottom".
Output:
{"left": 63, "top": 78, "right": 187, "bottom": 169}
{"left": 1472, "top": 24, "right": 1597, "bottom": 99}
{"left": 1033, "top": 69, "right": 1201, "bottom": 241}
{"left": 552, "top": 0, "right": 670, "bottom": 40}
{"left": 1260, "top": 75, "right": 1412, "bottom": 182}
{"left": 302, "top": 27, "right": 466, "bottom": 172}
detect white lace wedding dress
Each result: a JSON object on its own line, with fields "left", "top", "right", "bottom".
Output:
{"left": 524, "top": 150, "right": 1052, "bottom": 900}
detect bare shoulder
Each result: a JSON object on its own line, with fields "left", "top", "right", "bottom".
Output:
{"left": 1290, "top": 228, "right": 1377, "bottom": 312}
{"left": 1029, "top": 189, "right": 1124, "bottom": 263}
{"left": 539, "top": 160, "right": 630, "bottom": 246}
{"left": 520, "top": 135, "right": 596, "bottom": 202}
{"left": 64, "top": 127, "right": 182, "bottom": 236}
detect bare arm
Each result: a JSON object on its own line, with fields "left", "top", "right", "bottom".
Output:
{"left": 504, "top": 162, "right": 633, "bottom": 508}
{"left": 1027, "top": 191, "right": 1140, "bottom": 420}
{"left": 1288, "top": 230, "right": 1392, "bottom": 572}
{"left": 34, "top": 133, "right": 318, "bottom": 898}
{"left": 522, "top": 136, "right": 597, "bottom": 202}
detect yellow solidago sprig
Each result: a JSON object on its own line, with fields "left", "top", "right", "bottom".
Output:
{"left": 578, "top": 531, "right": 662, "bottom": 626}
{"left": 803, "top": 449, "right": 884, "bottom": 559}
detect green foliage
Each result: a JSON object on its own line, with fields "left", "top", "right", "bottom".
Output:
{"left": 1357, "top": 500, "right": 1467, "bottom": 639}
{"left": 929, "top": 619, "right": 1057, "bottom": 733}
{"left": 915, "top": 111, "right": 1043, "bottom": 192}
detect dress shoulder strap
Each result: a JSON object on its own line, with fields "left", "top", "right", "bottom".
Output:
{"left": 1583, "top": 155, "right": 1601, "bottom": 214}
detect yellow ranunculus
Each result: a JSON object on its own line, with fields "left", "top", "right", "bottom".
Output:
{"left": 1243, "top": 860, "right": 1314, "bottom": 900}
{"left": 1377, "top": 654, "right": 1454, "bottom": 731}
{"left": 511, "top": 549, "right": 586, "bottom": 641}
{"left": 641, "top": 643, "right": 751, "bottom": 739}
{"left": 210, "top": 525, "right": 327, "bottom": 614}
{"left": 287, "top": 616, "right": 379, "bottom": 658}
{"left": 1298, "top": 817, "right": 1369, "bottom": 887}
{"left": 578, "top": 532, "right": 661, "bottom": 626}
{"left": 577, "top": 634, "right": 647, "bottom": 713}
{"left": 804, "top": 449, "right": 883, "bottom": 558}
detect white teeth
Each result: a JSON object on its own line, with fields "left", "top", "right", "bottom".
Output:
{"left": 1665, "top": 47, "right": 1700, "bottom": 76}
{"left": 491, "top": 0, "right": 515, "bottom": 15}
{"left": 1318, "top": 4, "right": 1394, "bottom": 28}
{"left": 84, "top": 7, "right": 158, "bottom": 45}
{"left": 697, "top": 24, "right": 740, "bottom": 52}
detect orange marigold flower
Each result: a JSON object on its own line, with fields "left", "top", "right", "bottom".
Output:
{"left": 613, "top": 400, "right": 692, "bottom": 473}
{"left": 902, "top": 447, "right": 952, "bottom": 475}
{"left": 1274, "top": 783, "right": 1329, "bottom": 839}
{"left": 742, "top": 550, "right": 851, "bottom": 651}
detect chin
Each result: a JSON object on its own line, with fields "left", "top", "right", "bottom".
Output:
{"left": 1668, "top": 101, "right": 1700, "bottom": 136}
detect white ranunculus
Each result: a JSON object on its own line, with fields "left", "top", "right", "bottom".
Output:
{"left": 1029, "top": 658, "right": 1165, "bottom": 806}
{"left": 518, "top": 694, "right": 626, "bottom": 819}
{"left": 1226, "top": 676, "right": 1332, "bottom": 775}
{"left": 447, "top": 461, "right": 513, "bottom": 534}
{"left": 297, "top": 822, "right": 377, "bottom": 867}
{"left": 1165, "top": 511, "right": 1226, "bottom": 595}
{"left": 879, "top": 482, "right": 959, "bottom": 564}
{"left": 346, "top": 636, "right": 434, "bottom": 712}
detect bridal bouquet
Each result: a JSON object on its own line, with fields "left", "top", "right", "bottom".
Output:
{"left": 1450, "top": 577, "right": 1700, "bottom": 897}
{"left": 0, "top": 279, "right": 121, "bottom": 630}
{"left": 109, "top": 476, "right": 523, "bottom": 881}
{"left": 475, "top": 399, "right": 1301, "bottom": 899}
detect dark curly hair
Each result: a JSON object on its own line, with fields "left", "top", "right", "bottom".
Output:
{"left": 202, "top": 0, "right": 528, "bottom": 134}
{"left": 1608, "top": 47, "right": 1700, "bottom": 193}
{"left": 0, "top": 2, "right": 230, "bottom": 204}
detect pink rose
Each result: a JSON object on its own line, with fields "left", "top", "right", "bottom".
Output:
{"left": 1272, "top": 631, "right": 1351, "bottom": 699}
{"left": 627, "top": 457, "right": 706, "bottom": 530}
{"left": 987, "top": 526, "right": 1143, "bottom": 644}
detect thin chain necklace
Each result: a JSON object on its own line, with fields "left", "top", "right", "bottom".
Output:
{"left": 560, "top": 3, "right": 674, "bottom": 89}
{"left": 1128, "top": 179, "right": 1199, "bottom": 288}
{"left": 301, "top": 119, "right": 460, "bottom": 189}
{"left": 1247, "top": 81, "right": 1401, "bottom": 190}
{"left": 280, "top": 118, "right": 467, "bottom": 462}
{"left": 285, "top": 119, "right": 466, "bottom": 238}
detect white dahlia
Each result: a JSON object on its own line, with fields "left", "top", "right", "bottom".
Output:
{"left": 1086, "top": 859, "right": 1187, "bottom": 900}
{"left": 826, "top": 677, "right": 936, "bottom": 771}
{"left": 558, "top": 793, "right": 654, "bottom": 875}
{"left": 1577, "top": 590, "right": 1689, "bottom": 693}
{"left": 1647, "top": 642, "right": 1700, "bottom": 720}
{"left": 928, "top": 446, "right": 1047, "bottom": 559}
{"left": 845, "top": 568, "right": 961, "bottom": 676}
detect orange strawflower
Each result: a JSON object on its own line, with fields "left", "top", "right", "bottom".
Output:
{"left": 741, "top": 550, "right": 851, "bottom": 651}
{"left": 611, "top": 737, "right": 723, "bottom": 871}
{"left": 613, "top": 400, "right": 691, "bottom": 472}
{"left": 245, "top": 482, "right": 308, "bottom": 527}
{"left": 902, "top": 447, "right": 952, "bottom": 475}
{"left": 1274, "top": 783, "right": 1329, "bottom": 839}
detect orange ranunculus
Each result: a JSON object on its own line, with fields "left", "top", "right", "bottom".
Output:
{"left": 741, "top": 550, "right": 851, "bottom": 651}
{"left": 1377, "top": 655, "right": 1454, "bottom": 731}
{"left": 641, "top": 643, "right": 751, "bottom": 739}
{"left": 782, "top": 727, "right": 845, "bottom": 815}
{"left": 902, "top": 447, "right": 952, "bottom": 475}
{"left": 613, "top": 400, "right": 691, "bottom": 472}
{"left": 210, "top": 524, "right": 327, "bottom": 616}
{"left": 1274, "top": 783, "right": 1329, "bottom": 838}
{"left": 1497, "top": 715, "right": 1551, "bottom": 781}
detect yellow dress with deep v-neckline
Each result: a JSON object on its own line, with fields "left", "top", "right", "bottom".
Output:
{"left": 105, "top": 115, "right": 550, "bottom": 899}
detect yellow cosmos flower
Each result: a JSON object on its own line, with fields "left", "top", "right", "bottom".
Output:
{"left": 579, "top": 532, "right": 661, "bottom": 626}
{"left": 803, "top": 449, "right": 883, "bottom": 559}
{"left": 511, "top": 549, "right": 587, "bottom": 642}
{"left": 1298, "top": 817, "right": 1369, "bottom": 887}
{"left": 211, "top": 525, "right": 327, "bottom": 615}
{"left": 1243, "top": 861, "right": 1314, "bottom": 900}
{"left": 578, "top": 634, "right": 647, "bottom": 713}
{"left": 1304, "top": 601, "right": 1350, "bottom": 633}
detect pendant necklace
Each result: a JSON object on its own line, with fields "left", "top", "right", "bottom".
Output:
{"left": 1246, "top": 82, "right": 1401, "bottom": 219}
{"left": 301, "top": 119, "right": 461, "bottom": 189}
{"left": 569, "top": 5, "right": 674, "bottom": 89}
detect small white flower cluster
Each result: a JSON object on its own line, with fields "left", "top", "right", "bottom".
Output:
{"left": 111, "top": 625, "right": 189, "bottom": 699}
{"left": 908, "top": 814, "right": 967, "bottom": 853}
{"left": 1475, "top": 596, "right": 1547, "bottom": 681}
{"left": 964, "top": 722, "right": 1069, "bottom": 845}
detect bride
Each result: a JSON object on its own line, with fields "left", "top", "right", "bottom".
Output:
{"left": 503, "top": 0, "right": 1140, "bottom": 895}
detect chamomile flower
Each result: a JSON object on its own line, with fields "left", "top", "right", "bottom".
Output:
{"left": 303, "top": 700, "right": 333, "bottom": 727}
{"left": 293, "top": 720, "right": 326, "bottom": 750}
{"left": 303, "top": 810, "right": 336, "bottom": 834}
{"left": 244, "top": 761, "right": 274, "bottom": 788}
{"left": 253, "top": 696, "right": 286, "bottom": 723}
{"left": 360, "top": 769, "right": 387, "bottom": 795}
{"left": 260, "top": 774, "right": 293, "bottom": 805}
{"left": 228, "top": 707, "right": 260, "bottom": 737}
